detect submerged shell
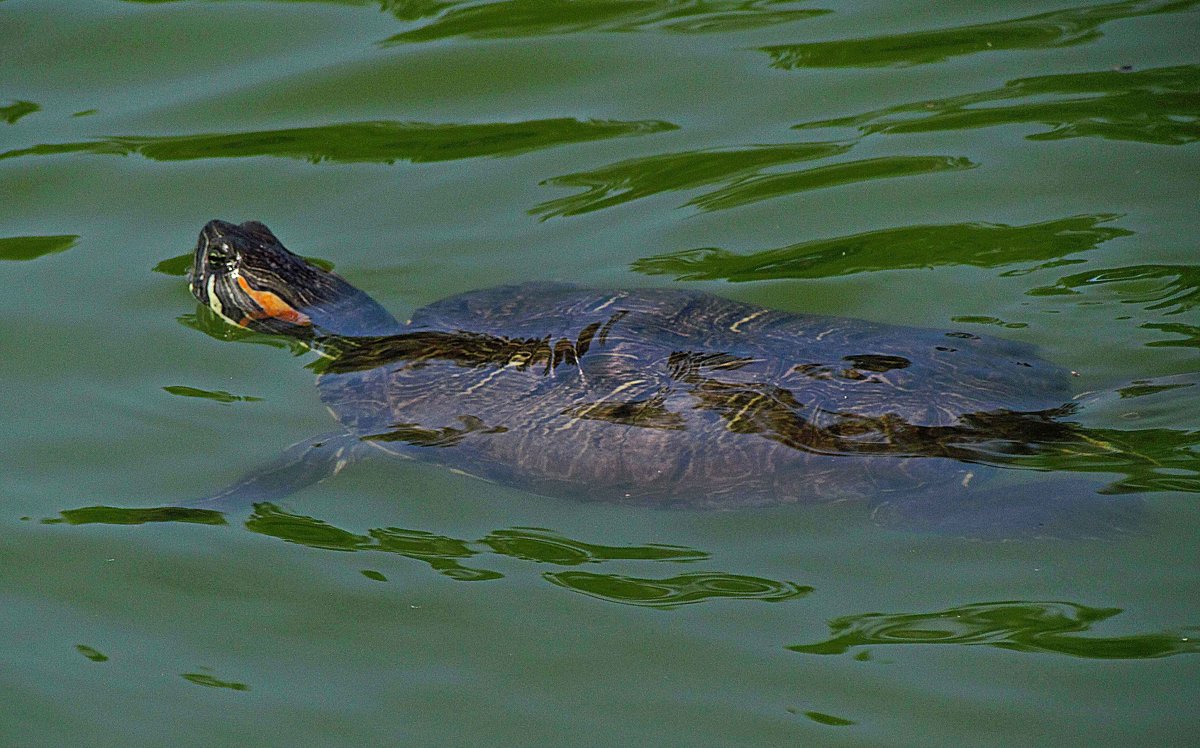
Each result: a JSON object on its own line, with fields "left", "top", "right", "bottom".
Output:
{"left": 317, "top": 283, "right": 1073, "bottom": 507}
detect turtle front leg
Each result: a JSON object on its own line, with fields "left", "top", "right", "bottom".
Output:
{"left": 190, "top": 431, "right": 369, "bottom": 511}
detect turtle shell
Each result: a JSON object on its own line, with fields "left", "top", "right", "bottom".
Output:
{"left": 315, "top": 283, "right": 1073, "bottom": 508}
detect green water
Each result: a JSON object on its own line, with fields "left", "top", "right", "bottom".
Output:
{"left": 2, "top": 0, "right": 1198, "bottom": 745}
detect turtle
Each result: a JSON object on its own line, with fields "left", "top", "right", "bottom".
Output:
{"left": 186, "top": 219, "right": 1133, "bottom": 536}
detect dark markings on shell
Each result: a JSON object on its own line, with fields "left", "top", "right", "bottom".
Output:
{"left": 309, "top": 283, "right": 1076, "bottom": 508}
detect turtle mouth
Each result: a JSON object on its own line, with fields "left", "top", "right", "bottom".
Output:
{"left": 189, "top": 220, "right": 248, "bottom": 326}
{"left": 193, "top": 264, "right": 238, "bottom": 326}
{"left": 190, "top": 223, "right": 228, "bottom": 307}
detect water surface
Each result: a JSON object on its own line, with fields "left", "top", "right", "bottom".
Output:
{"left": 2, "top": 0, "right": 1198, "bottom": 745}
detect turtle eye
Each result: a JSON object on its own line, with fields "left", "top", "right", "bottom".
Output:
{"left": 207, "top": 243, "right": 236, "bottom": 271}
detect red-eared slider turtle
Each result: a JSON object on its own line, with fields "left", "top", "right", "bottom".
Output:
{"left": 188, "top": 220, "right": 1131, "bottom": 536}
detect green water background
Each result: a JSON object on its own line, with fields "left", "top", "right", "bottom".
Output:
{"left": 2, "top": 0, "right": 1198, "bottom": 745}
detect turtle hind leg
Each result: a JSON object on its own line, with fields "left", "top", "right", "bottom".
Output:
{"left": 870, "top": 476, "right": 1144, "bottom": 541}
{"left": 189, "top": 431, "right": 369, "bottom": 511}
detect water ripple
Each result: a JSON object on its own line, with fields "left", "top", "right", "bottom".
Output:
{"left": 43, "top": 504, "right": 812, "bottom": 606}
{"left": 386, "top": 0, "right": 830, "bottom": 43}
{"left": 0, "top": 234, "right": 79, "bottom": 262}
{"left": 1, "top": 100, "right": 39, "bottom": 125}
{"left": 789, "top": 600, "right": 1200, "bottom": 659}
{"left": 162, "top": 385, "right": 264, "bottom": 404}
{"left": 479, "top": 526, "right": 708, "bottom": 564}
{"left": 632, "top": 215, "right": 1130, "bottom": 280}
{"left": 532, "top": 142, "right": 851, "bottom": 218}
{"left": 794, "top": 64, "right": 1200, "bottom": 147}
{"left": 0, "top": 118, "right": 678, "bottom": 166}
{"left": 686, "top": 155, "right": 976, "bottom": 212}
{"left": 544, "top": 570, "right": 811, "bottom": 608}
{"left": 1029, "top": 263, "right": 1200, "bottom": 351}
{"left": 1029, "top": 263, "right": 1200, "bottom": 316}
{"left": 762, "top": 0, "right": 1198, "bottom": 69}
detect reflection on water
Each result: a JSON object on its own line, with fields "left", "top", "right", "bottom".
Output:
{"left": 243, "top": 503, "right": 500, "bottom": 580}
{"left": 685, "top": 156, "right": 975, "bottom": 212}
{"left": 180, "top": 308, "right": 330, "bottom": 356}
{"left": 544, "top": 570, "right": 810, "bottom": 608}
{"left": 162, "top": 385, "right": 264, "bottom": 404}
{"left": 479, "top": 526, "right": 707, "bottom": 564}
{"left": 1117, "top": 377, "right": 1195, "bottom": 399}
{"left": 181, "top": 670, "right": 251, "bottom": 691}
{"left": 1030, "top": 263, "right": 1200, "bottom": 350}
{"left": 385, "top": 0, "right": 829, "bottom": 42}
{"left": 949, "top": 316, "right": 1029, "bottom": 330}
{"left": 75, "top": 645, "right": 109, "bottom": 663}
{"left": 794, "top": 65, "right": 1200, "bottom": 147}
{"left": 370, "top": 526, "right": 506, "bottom": 581}
{"left": 1029, "top": 263, "right": 1199, "bottom": 316}
{"left": 118, "top": 0, "right": 452, "bottom": 19}
{"left": 1, "top": 100, "right": 39, "bottom": 125}
{"left": 633, "top": 214, "right": 1129, "bottom": 281}
{"left": 800, "top": 711, "right": 855, "bottom": 726}
{"left": 0, "top": 234, "right": 78, "bottom": 262}
{"left": 379, "top": 0, "right": 458, "bottom": 21}
{"left": 0, "top": 118, "right": 677, "bottom": 166}
{"left": 46, "top": 503, "right": 813, "bottom": 607}
{"left": 48, "top": 505, "right": 228, "bottom": 526}
{"left": 232, "top": 506, "right": 706, "bottom": 579}
{"left": 1141, "top": 322, "right": 1200, "bottom": 349}
{"left": 531, "top": 142, "right": 849, "bottom": 218}
{"left": 1020, "top": 423, "right": 1200, "bottom": 494}
{"left": 534, "top": 146, "right": 973, "bottom": 218}
{"left": 762, "top": 0, "right": 1197, "bottom": 68}
{"left": 124, "top": 0, "right": 827, "bottom": 34}
{"left": 789, "top": 600, "right": 1200, "bottom": 659}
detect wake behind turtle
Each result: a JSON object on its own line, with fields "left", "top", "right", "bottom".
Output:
{"left": 187, "top": 220, "right": 1127, "bottom": 535}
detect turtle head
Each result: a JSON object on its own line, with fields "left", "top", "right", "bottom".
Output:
{"left": 189, "top": 219, "right": 398, "bottom": 337}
